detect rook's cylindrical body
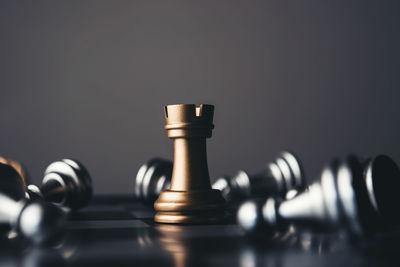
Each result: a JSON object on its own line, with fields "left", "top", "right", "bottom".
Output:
{"left": 154, "top": 104, "right": 225, "bottom": 224}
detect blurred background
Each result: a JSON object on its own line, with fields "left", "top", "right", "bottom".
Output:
{"left": 0, "top": 1, "right": 399, "bottom": 194}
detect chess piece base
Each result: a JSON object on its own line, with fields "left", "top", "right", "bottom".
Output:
{"left": 154, "top": 189, "right": 225, "bottom": 224}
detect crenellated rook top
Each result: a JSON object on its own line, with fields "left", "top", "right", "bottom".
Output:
{"left": 164, "top": 104, "right": 214, "bottom": 138}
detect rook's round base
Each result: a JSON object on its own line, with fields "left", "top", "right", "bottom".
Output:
{"left": 154, "top": 189, "right": 226, "bottom": 224}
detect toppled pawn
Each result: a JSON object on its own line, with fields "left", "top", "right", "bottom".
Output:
{"left": 213, "top": 151, "right": 306, "bottom": 202}
{"left": 0, "top": 163, "right": 65, "bottom": 244}
{"left": 26, "top": 159, "right": 93, "bottom": 210}
{"left": 237, "top": 155, "right": 400, "bottom": 238}
{"left": 0, "top": 158, "right": 92, "bottom": 210}
{"left": 135, "top": 151, "right": 306, "bottom": 204}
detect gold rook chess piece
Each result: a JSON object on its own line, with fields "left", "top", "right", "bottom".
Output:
{"left": 154, "top": 104, "right": 225, "bottom": 224}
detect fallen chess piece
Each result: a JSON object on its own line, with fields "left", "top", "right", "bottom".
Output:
{"left": 0, "top": 161, "right": 27, "bottom": 201}
{"left": 26, "top": 159, "right": 93, "bottom": 210}
{"left": 0, "top": 157, "right": 30, "bottom": 192}
{"left": 0, "top": 157, "right": 92, "bottom": 210}
{"left": 135, "top": 151, "right": 306, "bottom": 204}
{"left": 135, "top": 158, "right": 172, "bottom": 204}
{"left": 213, "top": 151, "right": 306, "bottom": 202}
{"left": 237, "top": 155, "right": 400, "bottom": 238}
{"left": 0, "top": 163, "right": 65, "bottom": 244}
{"left": 0, "top": 193, "right": 65, "bottom": 244}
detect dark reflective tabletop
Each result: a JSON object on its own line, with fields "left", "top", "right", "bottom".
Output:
{"left": 1, "top": 195, "right": 400, "bottom": 267}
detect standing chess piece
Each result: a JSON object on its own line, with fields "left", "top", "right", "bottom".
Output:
{"left": 0, "top": 163, "right": 65, "bottom": 243}
{"left": 154, "top": 104, "right": 225, "bottom": 224}
{"left": 26, "top": 159, "right": 93, "bottom": 210}
{"left": 136, "top": 151, "right": 306, "bottom": 204}
{"left": 237, "top": 155, "right": 400, "bottom": 237}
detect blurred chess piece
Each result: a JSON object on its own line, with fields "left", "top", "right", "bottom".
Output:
{"left": 213, "top": 151, "right": 306, "bottom": 202}
{"left": 237, "top": 155, "right": 400, "bottom": 238}
{"left": 0, "top": 157, "right": 92, "bottom": 210}
{"left": 135, "top": 158, "right": 172, "bottom": 204}
{"left": 0, "top": 161, "right": 29, "bottom": 238}
{"left": 135, "top": 151, "right": 306, "bottom": 204}
{"left": 154, "top": 104, "right": 226, "bottom": 224}
{"left": 0, "top": 160, "right": 27, "bottom": 201}
{"left": 0, "top": 156, "right": 30, "bottom": 195}
{"left": 27, "top": 159, "right": 93, "bottom": 210}
{"left": 0, "top": 163, "right": 65, "bottom": 244}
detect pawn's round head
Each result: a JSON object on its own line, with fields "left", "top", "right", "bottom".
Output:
{"left": 237, "top": 199, "right": 280, "bottom": 238}
{"left": 17, "top": 201, "right": 65, "bottom": 244}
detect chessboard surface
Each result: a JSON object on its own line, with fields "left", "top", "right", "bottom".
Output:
{"left": 1, "top": 195, "right": 400, "bottom": 267}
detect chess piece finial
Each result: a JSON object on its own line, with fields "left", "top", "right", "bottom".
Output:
{"left": 237, "top": 155, "right": 400, "bottom": 237}
{"left": 154, "top": 104, "right": 225, "bottom": 224}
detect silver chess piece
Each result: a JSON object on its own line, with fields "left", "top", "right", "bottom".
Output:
{"left": 237, "top": 155, "right": 400, "bottom": 237}
{"left": 213, "top": 151, "right": 306, "bottom": 202}
{"left": 0, "top": 163, "right": 65, "bottom": 243}
{"left": 26, "top": 159, "right": 92, "bottom": 210}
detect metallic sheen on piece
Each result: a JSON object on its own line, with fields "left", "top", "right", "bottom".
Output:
{"left": 213, "top": 151, "right": 306, "bottom": 202}
{"left": 135, "top": 158, "right": 172, "bottom": 204}
{"left": 39, "top": 159, "right": 93, "bottom": 210}
{"left": 0, "top": 163, "right": 65, "bottom": 243}
{"left": 136, "top": 151, "right": 306, "bottom": 205}
{"left": 154, "top": 104, "right": 225, "bottom": 224}
{"left": 0, "top": 157, "right": 92, "bottom": 210}
{"left": 0, "top": 157, "right": 30, "bottom": 190}
{"left": 237, "top": 154, "right": 400, "bottom": 238}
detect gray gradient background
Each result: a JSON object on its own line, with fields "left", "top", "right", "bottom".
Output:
{"left": 0, "top": 1, "right": 399, "bottom": 194}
